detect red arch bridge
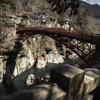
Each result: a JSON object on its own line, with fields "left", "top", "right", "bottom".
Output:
{"left": 16, "top": 27, "right": 100, "bottom": 66}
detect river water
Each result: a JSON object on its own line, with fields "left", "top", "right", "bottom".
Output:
{"left": 0, "top": 58, "right": 86, "bottom": 96}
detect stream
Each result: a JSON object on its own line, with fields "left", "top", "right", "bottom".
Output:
{"left": 0, "top": 58, "right": 86, "bottom": 96}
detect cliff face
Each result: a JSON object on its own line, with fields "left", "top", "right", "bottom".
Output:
{"left": 0, "top": 27, "right": 67, "bottom": 86}
{"left": 0, "top": 25, "right": 69, "bottom": 96}
{"left": 0, "top": 2, "right": 70, "bottom": 86}
{"left": 80, "top": 1, "right": 100, "bottom": 19}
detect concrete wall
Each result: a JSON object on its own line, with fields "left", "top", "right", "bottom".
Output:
{"left": 0, "top": 82, "right": 67, "bottom": 100}
{"left": 0, "top": 64, "right": 100, "bottom": 100}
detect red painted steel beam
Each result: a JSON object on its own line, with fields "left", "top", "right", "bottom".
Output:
{"left": 16, "top": 27, "right": 100, "bottom": 66}
{"left": 20, "top": 32, "right": 88, "bottom": 65}
{"left": 16, "top": 27, "right": 100, "bottom": 43}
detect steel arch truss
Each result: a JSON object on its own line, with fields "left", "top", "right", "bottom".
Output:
{"left": 17, "top": 30, "right": 96, "bottom": 65}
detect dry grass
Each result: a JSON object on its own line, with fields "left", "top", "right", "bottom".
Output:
{"left": 0, "top": 28, "right": 18, "bottom": 53}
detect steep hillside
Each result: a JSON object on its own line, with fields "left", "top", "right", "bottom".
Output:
{"left": 89, "top": 4, "right": 100, "bottom": 19}
{"left": 80, "top": 1, "right": 100, "bottom": 19}
{"left": 13, "top": 0, "right": 52, "bottom": 14}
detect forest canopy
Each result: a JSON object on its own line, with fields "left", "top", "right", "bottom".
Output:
{"left": 46, "top": 0, "right": 80, "bottom": 16}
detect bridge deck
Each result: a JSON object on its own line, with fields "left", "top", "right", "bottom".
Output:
{"left": 16, "top": 27, "right": 100, "bottom": 44}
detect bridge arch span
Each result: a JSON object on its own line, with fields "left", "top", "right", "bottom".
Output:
{"left": 16, "top": 27, "right": 98, "bottom": 65}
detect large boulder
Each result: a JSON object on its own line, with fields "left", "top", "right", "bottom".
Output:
{"left": 69, "top": 53, "right": 78, "bottom": 60}
{"left": 36, "top": 56, "right": 46, "bottom": 69}
{"left": 47, "top": 51, "right": 64, "bottom": 64}
{"left": 13, "top": 49, "right": 34, "bottom": 77}
{"left": 26, "top": 74, "right": 35, "bottom": 86}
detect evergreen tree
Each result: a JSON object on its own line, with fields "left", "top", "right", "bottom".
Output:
{"left": 57, "top": 12, "right": 66, "bottom": 26}
{"left": 75, "top": 8, "right": 90, "bottom": 32}
{"left": 46, "top": 0, "right": 80, "bottom": 16}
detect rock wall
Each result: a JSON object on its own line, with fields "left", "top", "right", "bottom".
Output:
{"left": 0, "top": 42, "right": 65, "bottom": 85}
{"left": 13, "top": 49, "right": 34, "bottom": 77}
{"left": 47, "top": 51, "right": 64, "bottom": 64}
{"left": 0, "top": 56, "right": 4, "bottom": 83}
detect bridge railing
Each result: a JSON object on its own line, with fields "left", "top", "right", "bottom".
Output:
{"left": 16, "top": 27, "right": 100, "bottom": 42}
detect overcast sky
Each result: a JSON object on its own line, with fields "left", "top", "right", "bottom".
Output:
{"left": 82, "top": 0, "right": 100, "bottom": 5}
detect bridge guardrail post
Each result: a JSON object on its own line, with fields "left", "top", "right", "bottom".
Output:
{"left": 82, "top": 32, "right": 83, "bottom": 38}
{"left": 97, "top": 34, "right": 100, "bottom": 42}
{"left": 91, "top": 33, "right": 92, "bottom": 41}
{"left": 53, "top": 28, "right": 55, "bottom": 33}
{"left": 65, "top": 29, "right": 67, "bottom": 35}
{"left": 50, "top": 28, "right": 51, "bottom": 32}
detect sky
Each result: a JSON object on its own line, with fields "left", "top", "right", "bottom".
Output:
{"left": 82, "top": 0, "right": 100, "bottom": 5}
